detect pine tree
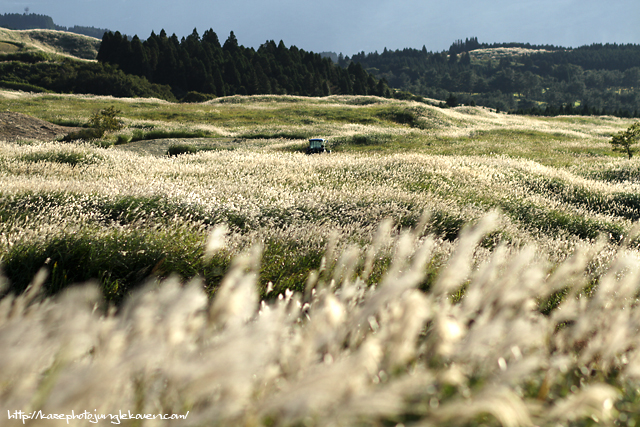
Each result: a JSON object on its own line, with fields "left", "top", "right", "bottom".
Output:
{"left": 223, "top": 31, "right": 239, "bottom": 53}
{"left": 202, "top": 29, "right": 221, "bottom": 49}
{"left": 611, "top": 122, "right": 640, "bottom": 159}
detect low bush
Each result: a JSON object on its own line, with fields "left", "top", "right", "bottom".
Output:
{"left": 0, "top": 51, "right": 51, "bottom": 63}
{"left": 181, "top": 91, "right": 216, "bottom": 103}
{"left": 59, "top": 106, "right": 122, "bottom": 142}
{"left": 166, "top": 144, "right": 199, "bottom": 156}
{"left": 115, "top": 134, "right": 131, "bottom": 145}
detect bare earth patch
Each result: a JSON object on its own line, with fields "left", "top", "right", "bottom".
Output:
{"left": 0, "top": 111, "right": 75, "bottom": 142}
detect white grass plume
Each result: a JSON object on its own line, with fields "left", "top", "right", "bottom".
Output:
{"left": 3, "top": 216, "right": 640, "bottom": 426}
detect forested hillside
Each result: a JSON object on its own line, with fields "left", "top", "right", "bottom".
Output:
{"left": 97, "top": 29, "right": 391, "bottom": 98}
{"left": 346, "top": 38, "right": 640, "bottom": 117}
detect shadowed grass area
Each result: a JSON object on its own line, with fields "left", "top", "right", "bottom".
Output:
{"left": 19, "top": 150, "right": 104, "bottom": 166}
{"left": 1, "top": 226, "right": 205, "bottom": 303}
{"left": 0, "top": 224, "right": 337, "bottom": 304}
{"left": 129, "top": 129, "right": 218, "bottom": 142}
{"left": 165, "top": 143, "right": 237, "bottom": 156}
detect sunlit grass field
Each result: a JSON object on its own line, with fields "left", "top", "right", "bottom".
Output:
{"left": 2, "top": 90, "right": 640, "bottom": 426}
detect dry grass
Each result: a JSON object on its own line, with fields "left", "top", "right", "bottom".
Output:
{"left": 2, "top": 215, "right": 640, "bottom": 426}
{"left": 2, "top": 94, "right": 640, "bottom": 426}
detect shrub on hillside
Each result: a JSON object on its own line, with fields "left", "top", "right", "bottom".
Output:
{"left": 181, "top": 91, "right": 216, "bottom": 103}
{"left": 610, "top": 121, "right": 640, "bottom": 159}
{"left": 61, "top": 106, "right": 122, "bottom": 142}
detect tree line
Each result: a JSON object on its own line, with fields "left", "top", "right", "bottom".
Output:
{"left": 0, "top": 13, "right": 110, "bottom": 39}
{"left": 344, "top": 39, "right": 640, "bottom": 117}
{"left": 97, "top": 29, "right": 391, "bottom": 99}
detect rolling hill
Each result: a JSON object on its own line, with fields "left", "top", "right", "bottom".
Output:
{"left": 0, "top": 27, "right": 100, "bottom": 60}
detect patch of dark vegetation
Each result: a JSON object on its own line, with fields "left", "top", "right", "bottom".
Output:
{"left": 377, "top": 106, "right": 430, "bottom": 129}
{"left": 129, "top": 129, "right": 213, "bottom": 142}
{"left": 60, "top": 127, "right": 105, "bottom": 142}
{"left": 238, "top": 131, "right": 313, "bottom": 140}
{"left": 166, "top": 144, "right": 220, "bottom": 156}
{"left": 0, "top": 79, "right": 51, "bottom": 93}
{"left": 0, "top": 226, "right": 212, "bottom": 304}
{"left": 0, "top": 51, "right": 51, "bottom": 63}
{"left": 19, "top": 150, "right": 103, "bottom": 167}
{"left": 181, "top": 91, "right": 216, "bottom": 103}
{"left": 0, "top": 59, "right": 176, "bottom": 100}
{"left": 331, "top": 133, "right": 391, "bottom": 146}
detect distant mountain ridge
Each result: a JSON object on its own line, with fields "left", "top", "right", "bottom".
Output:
{"left": 0, "top": 13, "right": 111, "bottom": 39}
{"left": 345, "top": 38, "right": 640, "bottom": 117}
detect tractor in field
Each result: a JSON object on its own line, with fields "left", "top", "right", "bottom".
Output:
{"left": 306, "top": 138, "right": 330, "bottom": 154}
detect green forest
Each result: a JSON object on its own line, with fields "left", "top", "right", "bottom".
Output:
{"left": 96, "top": 29, "right": 391, "bottom": 99}
{"left": 345, "top": 37, "right": 640, "bottom": 117}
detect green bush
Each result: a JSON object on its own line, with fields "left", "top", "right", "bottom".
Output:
{"left": 0, "top": 226, "right": 208, "bottom": 304}
{"left": 377, "top": 106, "right": 430, "bottom": 129}
{"left": 610, "top": 121, "right": 640, "bottom": 159}
{"left": 166, "top": 144, "right": 221, "bottom": 156}
{"left": 60, "top": 106, "right": 122, "bottom": 142}
{"left": 167, "top": 144, "right": 199, "bottom": 156}
{"left": 115, "top": 134, "right": 131, "bottom": 145}
{"left": 181, "top": 91, "right": 215, "bottom": 103}
{"left": 89, "top": 106, "right": 123, "bottom": 132}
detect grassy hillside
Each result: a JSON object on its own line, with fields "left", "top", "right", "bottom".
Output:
{"left": 0, "top": 29, "right": 176, "bottom": 99}
{"left": 2, "top": 91, "right": 640, "bottom": 426}
{"left": 0, "top": 27, "right": 100, "bottom": 60}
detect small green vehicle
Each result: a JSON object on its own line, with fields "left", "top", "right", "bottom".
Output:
{"left": 306, "top": 138, "right": 330, "bottom": 154}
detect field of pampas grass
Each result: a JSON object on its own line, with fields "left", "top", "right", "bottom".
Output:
{"left": 2, "top": 92, "right": 640, "bottom": 426}
{"left": 3, "top": 216, "right": 640, "bottom": 427}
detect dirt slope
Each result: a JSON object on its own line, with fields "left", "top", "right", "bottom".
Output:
{"left": 0, "top": 112, "right": 75, "bottom": 142}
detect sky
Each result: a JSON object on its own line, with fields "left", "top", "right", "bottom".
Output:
{"left": 2, "top": 0, "right": 640, "bottom": 55}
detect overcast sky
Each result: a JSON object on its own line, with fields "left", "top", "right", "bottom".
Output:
{"left": 2, "top": 0, "right": 640, "bottom": 55}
